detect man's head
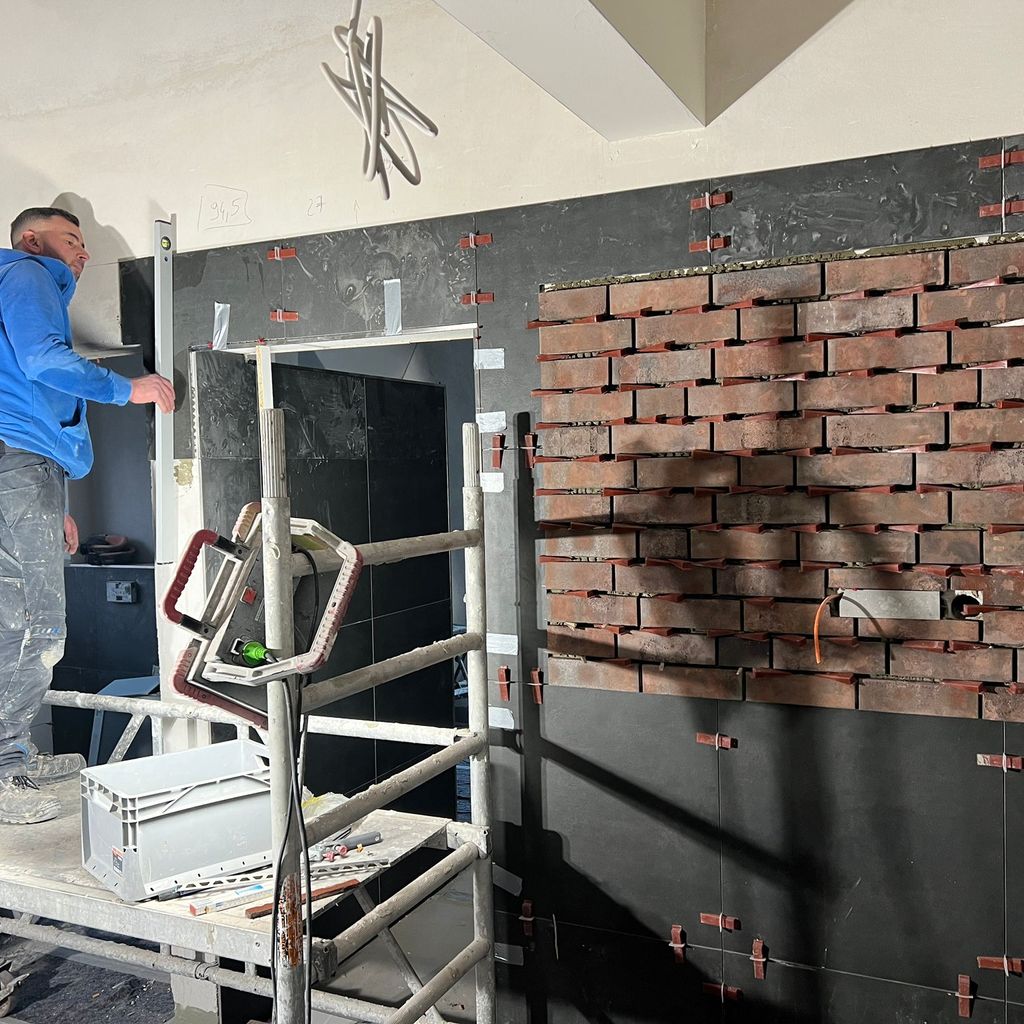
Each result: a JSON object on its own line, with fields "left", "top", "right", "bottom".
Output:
{"left": 10, "top": 207, "right": 89, "bottom": 280}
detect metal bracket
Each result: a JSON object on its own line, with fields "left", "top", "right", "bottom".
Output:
{"left": 311, "top": 939, "right": 340, "bottom": 985}
{"left": 446, "top": 820, "right": 490, "bottom": 855}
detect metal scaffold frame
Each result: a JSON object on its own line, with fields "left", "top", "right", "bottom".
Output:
{"left": 0, "top": 220, "right": 494, "bottom": 1024}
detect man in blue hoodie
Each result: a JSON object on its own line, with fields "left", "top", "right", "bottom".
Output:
{"left": 0, "top": 207, "right": 174, "bottom": 824}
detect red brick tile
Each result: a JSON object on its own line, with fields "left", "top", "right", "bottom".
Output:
{"left": 857, "top": 617, "right": 980, "bottom": 642}
{"left": 637, "top": 308, "right": 737, "bottom": 346}
{"left": 984, "top": 530, "right": 1024, "bottom": 566}
{"left": 546, "top": 657, "right": 639, "bottom": 692}
{"left": 539, "top": 318, "right": 632, "bottom": 356}
{"left": 919, "top": 283, "right": 1024, "bottom": 326}
{"left": 918, "top": 529, "right": 981, "bottom": 565}
{"left": 739, "top": 454, "right": 794, "bottom": 487}
{"left": 713, "top": 264, "right": 823, "bottom": 305}
{"left": 535, "top": 494, "right": 611, "bottom": 525}
{"left": 690, "top": 528, "right": 797, "bottom": 562}
{"left": 773, "top": 638, "right": 886, "bottom": 676}
{"left": 953, "top": 573, "right": 1024, "bottom": 605}
{"left": 540, "top": 529, "right": 638, "bottom": 559}
{"left": 716, "top": 339, "right": 825, "bottom": 380}
{"left": 829, "top": 490, "right": 948, "bottom": 526}
{"left": 953, "top": 491, "right": 1024, "bottom": 525}
{"left": 797, "top": 295, "right": 914, "bottom": 335}
{"left": 889, "top": 644, "right": 1012, "bottom": 682}
{"left": 616, "top": 348, "right": 712, "bottom": 385}
{"left": 540, "top": 356, "right": 612, "bottom": 391}
{"left": 613, "top": 493, "right": 713, "bottom": 525}
{"left": 613, "top": 422, "right": 710, "bottom": 454}
{"left": 980, "top": 366, "right": 1024, "bottom": 404}
{"left": 859, "top": 678, "right": 978, "bottom": 718}
{"left": 642, "top": 663, "right": 743, "bottom": 699}
{"left": 542, "top": 425, "right": 610, "bottom": 458}
{"left": 713, "top": 416, "right": 824, "bottom": 452}
{"left": 636, "top": 455, "right": 737, "bottom": 489}
{"left": 828, "top": 567, "right": 945, "bottom": 591}
{"left": 538, "top": 285, "right": 607, "bottom": 322}
{"left": 639, "top": 529, "right": 689, "bottom": 560}
{"left": 548, "top": 593, "right": 638, "bottom": 626}
{"left": 915, "top": 369, "right": 978, "bottom": 406}
{"left": 828, "top": 332, "right": 948, "bottom": 373}
{"left": 825, "top": 411, "right": 946, "bottom": 448}
{"left": 948, "top": 241, "right": 1024, "bottom": 286}
{"left": 540, "top": 390, "right": 633, "bottom": 424}
{"left": 798, "top": 373, "right": 912, "bottom": 410}
{"left": 918, "top": 449, "right": 1024, "bottom": 486}
{"left": 951, "top": 325, "right": 1024, "bottom": 364}
{"left": 640, "top": 596, "right": 741, "bottom": 631}
{"left": 982, "top": 688, "right": 1024, "bottom": 722}
{"left": 739, "top": 304, "right": 797, "bottom": 340}
{"left": 537, "top": 459, "right": 635, "bottom": 490}
{"left": 718, "top": 567, "right": 825, "bottom": 599}
{"left": 614, "top": 564, "right": 713, "bottom": 595}
{"left": 609, "top": 276, "right": 710, "bottom": 315}
{"left": 717, "top": 492, "right": 826, "bottom": 525}
{"left": 825, "top": 251, "right": 945, "bottom": 295}
{"left": 546, "top": 625, "right": 617, "bottom": 659}
{"left": 981, "top": 610, "right": 1024, "bottom": 646}
{"left": 617, "top": 631, "right": 716, "bottom": 665}
{"left": 543, "top": 561, "right": 615, "bottom": 593}
{"left": 746, "top": 671, "right": 855, "bottom": 709}
{"left": 689, "top": 381, "right": 795, "bottom": 418}
{"left": 797, "top": 453, "right": 913, "bottom": 487}
{"left": 799, "top": 529, "right": 915, "bottom": 564}
{"left": 743, "top": 601, "right": 854, "bottom": 636}
{"left": 635, "top": 387, "right": 688, "bottom": 420}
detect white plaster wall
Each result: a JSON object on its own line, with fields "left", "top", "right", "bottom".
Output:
{"left": 3, "top": 0, "right": 1024, "bottom": 344}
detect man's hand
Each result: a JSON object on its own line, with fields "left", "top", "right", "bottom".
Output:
{"left": 63, "top": 514, "right": 79, "bottom": 555}
{"left": 129, "top": 374, "right": 176, "bottom": 414}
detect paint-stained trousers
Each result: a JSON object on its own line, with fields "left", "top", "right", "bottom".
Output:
{"left": 0, "top": 447, "right": 66, "bottom": 779}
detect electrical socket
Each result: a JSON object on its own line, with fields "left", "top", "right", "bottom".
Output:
{"left": 106, "top": 580, "right": 137, "bottom": 604}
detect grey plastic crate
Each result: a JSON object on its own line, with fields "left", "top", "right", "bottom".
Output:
{"left": 81, "top": 739, "right": 273, "bottom": 902}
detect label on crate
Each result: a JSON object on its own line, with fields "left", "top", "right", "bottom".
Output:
{"left": 111, "top": 847, "right": 125, "bottom": 873}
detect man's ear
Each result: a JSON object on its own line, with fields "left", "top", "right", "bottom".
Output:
{"left": 16, "top": 229, "right": 42, "bottom": 254}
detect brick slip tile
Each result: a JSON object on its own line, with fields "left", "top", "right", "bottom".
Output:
{"left": 952, "top": 573, "right": 1024, "bottom": 605}
{"left": 919, "top": 283, "right": 1024, "bottom": 326}
{"left": 690, "top": 528, "right": 797, "bottom": 561}
{"left": 640, "top": 596, "right": 742, "bottom": 632}
{"left": 642, "top": 663, "right": 743, "bottom": 700}
{"left": 743, "top": 601, "right": 854, "bottom": 636}
{"left": 739, "top": 454, "right": 794, "bottom": 487}
{"left": 982, "top": 688, "right": 1024, "bottom": 722}
{"left": 613, "top": 422, "right": 711, "bottom": 455}
{"left": 716, "top": 339, "right": 824, "bottom": 379}
{"left": 825, "top": 251, "right": 946, "bottom": 296}
{"left": 918, "top": 449, "right": 1024, "bottom": 486}
{"left": 829, "top": 491, "right": 949, "bottom": 526}
{"left": 546, "top": 625, "right": 617, "bottom": 659}
{"left": 547, "top": 657, "right": 640, "bottom": 692}
{"left": 797, "top": 453, "right": 913, "bottom": 488}
{"left": 859, "top": 678, "right": 979, "bottom": 719}
{"left": 542, "top": 425, "right": 610, "bottom": 458}
{"left": 718, "top": 567, "right": 825, "bottom": 599}
{"left": 889, "top": 644, "right": 1013, "bottom": 683}
{"left": 951, "top": 325, "right": 1024, "bottom": 364}
{"left": 689, "top": 380, "right": 795, "bottom": 418}
{"left": 609, "top": 276, "right": 710, "bottom": 315}
{"left": 948, "top": 241, "right": 1024, "bottom": 286}
{"left": 828, "top": 332, "right": 948, "bottom": 373}
{"left": 617, "top": 631, "right": 716, "bottom": 665}
{"left": 637, "top": 308, "right": 737, "bottom": 346}
{"left": 539, "top": 318, "right": 632, "bottom": 356}
{"left": 980, "top": 366, "right": 1024, "bottom": 403}
{"left": 797, "top": 295, "right": 915, "bottom": 335}
{"left": 747, "top": 672, "right": 855, "bottom": 709}
{"left": 984, "top": 530, "right": 1024, "bottom": 566}
{"left": 535, "top": 494, "right": 611, "bottom": 525}
{"left": 540, "top": 356, "right": 612, "bottom": 392}
{"left": 798, "top": 373, "right": 912, "bottom": 410}
{"left": 635, "top": 387, "right": 688, "bottom": 420}
{"left": 538, "top": 285, "right": 607, "bottom": 322}
{"left": 800, "top": 529, "right": 916, "bottom": 564}
{"left": 543, "top": 561, "right": 615, "bottom": 593}
{"left": 739, "top": 304, "right": 797, "bottom": 340}
{"left": 950, "top": 403, "right": 1024, "bottom": 449}
{"left": 773, "top": 638, "right": 887, "bottom": 676}
{"left": 828, "top": 567, "right": 946, "bottom": 591}
{"left": 614, "top": 493, "right": 714, "bottom": 525}
{"left": 541, "top": 529, "right": 638, "bottom": 560}
{"left": 717, "top": 492, "right": 826, "bottom": 525}
{"left": 636, "top": 455, "right": 737, "bottom": 489}
{"left": 537, "top": 459, "right": 635, "bottom": 491}
{"left": 548, "top": 593, "right": 638, "bottom": 627}
{"left": 826, "top": 411, "right": 946, "bottom": 448}
{"left": 639, "top": 529, "right": 690, "bottom": 559}
{"left": 617, "top": 348, "right": 712, "bottom": 385}
{"left": 916, "top": 369, "right": 979, "bottom": 406}
{"left": 857, "top": 618, "right": 980, "bottom": 643}
{"left": 918, "top": 529, "right": 982, "bottom": 565}
{"left": 712, "top": 264, "right": 823, "bottom": 306}
{"left": 953, "top": 491, "right": 1024, "bottom": 525}
{"left": 719, "top": 636, "right": 772, "bottom": 668}
{"left": 714, "top": 416, "right": 824, "bottom": 452}
{"left": 983, "top": 610, "right": 1024, "bottom": 646}
{"left": 540, "top": 390, "right": 633, "bottom": 424}
{"left": 614, "top": 564, "right": 714, "bottom": 595}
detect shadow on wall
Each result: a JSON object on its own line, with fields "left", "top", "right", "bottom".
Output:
{"left": 706, "top": 0, "right": 858, "bottom": 121}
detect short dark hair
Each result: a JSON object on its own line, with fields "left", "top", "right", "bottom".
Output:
{"left": 10, "top": 207, "right": 80, "bottom": 245}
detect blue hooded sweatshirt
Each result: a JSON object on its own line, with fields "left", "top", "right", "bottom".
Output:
{"left": 0, "top": 249, "right": 132, "bottom": 479}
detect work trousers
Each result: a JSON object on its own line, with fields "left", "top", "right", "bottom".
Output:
{"left": 0, "top": 447, "right": 66, "bottom": 779}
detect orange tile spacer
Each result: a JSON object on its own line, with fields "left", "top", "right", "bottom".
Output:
{"left": 696, "top": 732, "right": 736, "bottom": 750}
{"left": 267, "top": 246, "right": 297, "bottom": 261}
{"left": 669, "top": 925, "right": 686, "bottom": 964}
{"left": 977, "top": 753, "right": 1023, "bottom": 771}
{"left": 458, "top": 232, "right": 493, "bottom": 249}
{"left": 690, "top": 190, "right": 732, "bottom": 211}
{"left": 700, "top": 911, "right": 740, "bottom": 932}
{"left": 461, "top": 291, "right": 495, "bottom": 305}
{"left": 977, "top": 955, "right": 1023, "bottom": 974}
{"left": 980, "top": 199, "right": 1024, "bottom": 217}
{"left": 270, "top": 309, "right": 299, "bottom": 323}
{"left": 519, "top": 899, "right": 535, "bottom": 938}
{"left": 702, "top": 982, "right": 742, "bottom": 1002}
{"left": 957, "top": 973, "right": 973, "bottom": 1018}
{"left": 689, "top": 234, "right": 730, "bottom": 254}
{"left": 529, "top": 667, "right": 544, "bottom": 705}
{"left": 751, "top": 939, "right": 767, "bottom": 980}
{"left": 497, "top": 665, "right": 512, "bottom": 702}
{"left": 491, "top": 433, "right": 506, "bottom": 469}
{"left": 979, "top": 149, "right": 1024, "bottom": 169}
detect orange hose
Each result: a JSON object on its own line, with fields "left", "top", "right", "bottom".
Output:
{"left": 813, "top": 592, "right": 844, "bottom": 665}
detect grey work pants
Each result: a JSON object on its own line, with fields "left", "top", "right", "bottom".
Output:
{"left": 0, "top": 448, "right": 66, "bottom": 779}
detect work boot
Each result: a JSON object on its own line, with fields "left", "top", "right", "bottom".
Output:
{"left": 0, "top": 776, "right": 61, "bottom": 824}
{"left": 25, "top": 744, "right": 86, "bottom": 785}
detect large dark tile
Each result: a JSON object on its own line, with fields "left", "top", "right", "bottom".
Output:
{"left": 1005, "top": 721, "right": 1024, "bottom": 1006}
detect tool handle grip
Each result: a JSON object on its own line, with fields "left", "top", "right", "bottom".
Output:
{"left": 342, "top": 832, "right": 382, "bottom": 848}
